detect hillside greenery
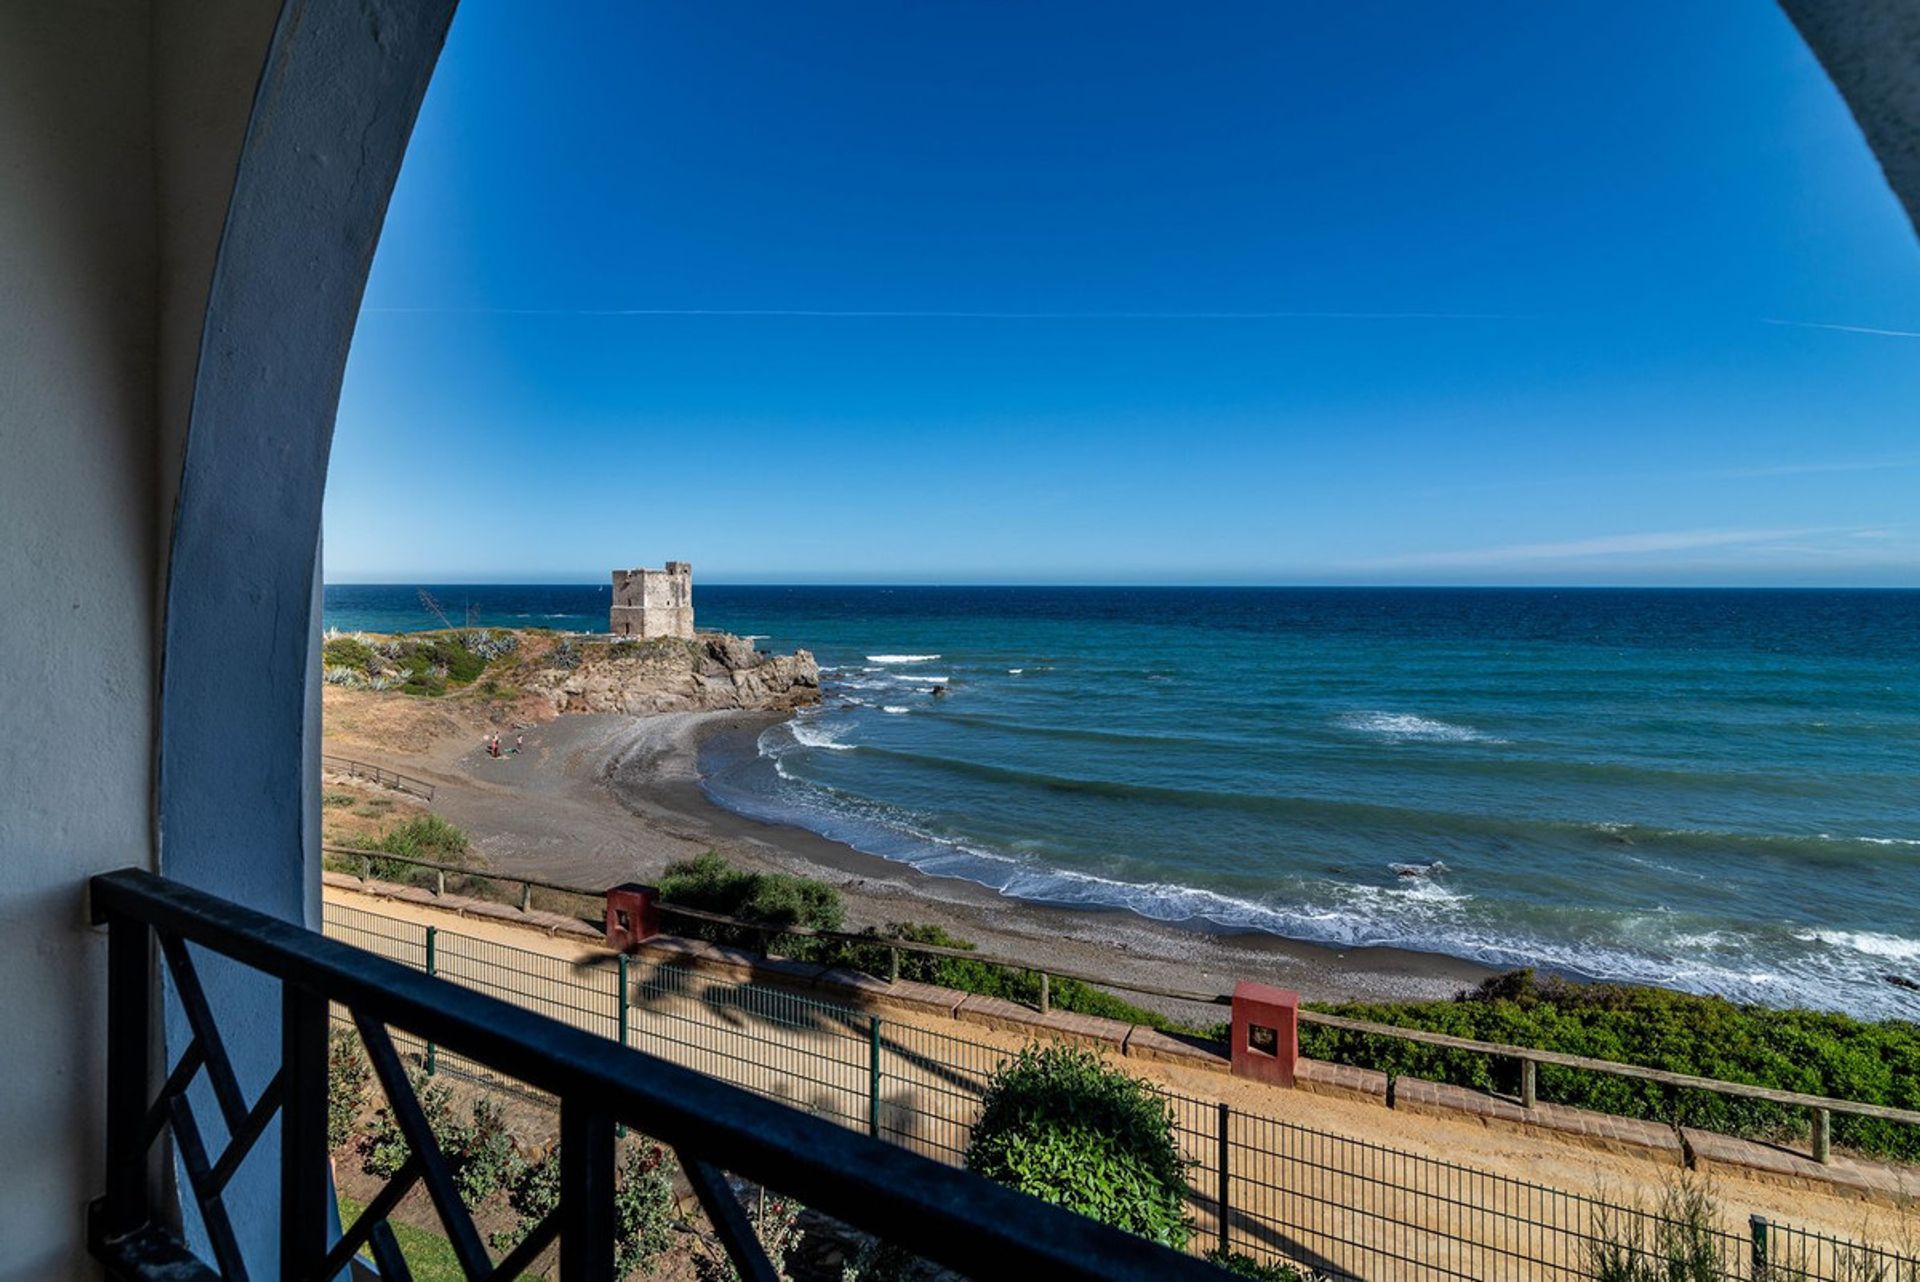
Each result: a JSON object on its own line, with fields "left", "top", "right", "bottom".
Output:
{"left": 1300, "top": 970, "right": 1920, "bottom": 1161}
{"left": 653, "top": 853, "right": 1194, "bottom": 1033}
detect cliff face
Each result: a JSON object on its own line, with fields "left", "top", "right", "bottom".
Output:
{"left": 526, "top": 632, "right": 820, "bottom": 716}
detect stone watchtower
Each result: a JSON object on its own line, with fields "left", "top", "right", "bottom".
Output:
{"left": 610, "top": 561, "right": 694, "bottom": 639}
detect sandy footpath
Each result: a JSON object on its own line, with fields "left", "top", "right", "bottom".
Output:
{"left": 329, "top": 701, "right": 1494, "bottom": 1018}
{"left": 326, "top": 881, "right": 1920, "bottom": 1262}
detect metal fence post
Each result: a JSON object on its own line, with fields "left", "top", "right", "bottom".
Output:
{"left": 1751, "top": 1214, "right": 1769, "bottom": 1279}
{"left": 1217, "top": 1101, "right": 1232, "bottom": 1255}
{"left": 869, "top": 1016, "right": 882, "bottom": 1138}
{"left": 616, "top": 954, "right": 630, "bottom": 1139}
{"left": 424, "top": 924, "right": 438, "bottom": 1075}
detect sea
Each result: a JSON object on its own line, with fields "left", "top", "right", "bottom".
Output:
{"left": 323, "top": 584, "right": 1920, "bottom": 1020}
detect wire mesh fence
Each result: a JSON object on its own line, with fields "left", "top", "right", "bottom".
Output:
{"left": 321, "top": 903, "right": 1916, "bottom": 1282}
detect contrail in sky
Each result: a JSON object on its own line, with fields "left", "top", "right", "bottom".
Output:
{"left": 1762, "top": 318, "right": 1920, "bottom": 339}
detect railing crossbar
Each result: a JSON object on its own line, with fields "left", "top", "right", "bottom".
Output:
{"left": 92, "top": 869, "right": 1221, "bottom": 1282}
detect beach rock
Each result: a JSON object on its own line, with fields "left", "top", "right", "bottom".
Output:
{"left": 523, "top": 632, "right": 819, "bottom": 717}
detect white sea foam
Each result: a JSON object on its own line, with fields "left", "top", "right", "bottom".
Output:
{"left": 1339, "top": 711, "right": 1506, "bottom": 744}
{"left": 741, "top": 634, "right": 769, "bottom": 641}
{"left": 881, "top": 706, "right": 910, "bottom": 715}
{"left": 1008, "top": 668, "right": 1024, "bottom": 675}
{"left": 868, "top": 654, "right": 940, "bottom": 664}
{"left": 787, "top": 720, "right": 855, "bottom": 751}
{"left": 1800, "top": 929, "right": 1920, "bottom": 961}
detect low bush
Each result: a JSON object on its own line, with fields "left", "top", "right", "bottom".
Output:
{"left": 1583, "top": 1176, "right": 1727, "bottom": 1282}
{"left": 493, "top": 1141, "right": 682, "bottom": 1278}
{"left": 333, "top": 813, "right": 474, "bottom": 885}
{"left": 615, "top": 1145, "right": 680, "bottom": 1278}
{"left": 360, "top": 1074, "right": 454, "bottom": 1179}
{"left": 661, "top": 855, "right": 1205, "bottom": 1035}
{"left": 1207, "top": 1250, "right": 1319, "bottom": 1281}
{"left": 327, "top": 1029, "right": 371, "bottom": 1150}
{"left": 964, "top": 1044, "right": 1191, "bottom": 1250}
{"left": 1300, "top": 970, "right": 1920, "bottom": 1161}
{"left": 659, "top": 851, "right": 844, "bottom": 952}
{"left": 358, "top": 1072, "right": 515, "bottom": 1203}
{"left": 694, "top": 1186, "right": 801, "bottom": 1282}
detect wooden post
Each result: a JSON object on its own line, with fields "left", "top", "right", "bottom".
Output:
{"left": 434, "top": 869, "right": 445, "bottom": 897}
{"left": 1812, "top": 1107, "right": 1831, "bottom": 1164}
{"left": 519, "top": 881, "right": 532, "bottom": 912}
{"left": 1521, "top": 1057, "right": 1537, "bottom": 1110}
{"left": 1038, "top": 971, "right": 1051, "bottom": 1015}
{"left": 888, "top": 946, "right": 900, "bottom": 985}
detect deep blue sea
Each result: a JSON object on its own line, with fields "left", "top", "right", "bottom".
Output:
{"left": 324, "top": 585, "right": 1920, "bottom": 1019}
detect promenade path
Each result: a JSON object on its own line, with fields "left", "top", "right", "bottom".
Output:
{"left": 322, "top": 882, "right": 1916, "bottom": 1280}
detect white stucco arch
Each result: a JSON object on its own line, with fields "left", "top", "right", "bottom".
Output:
{"left": 2, "top": 2, "right": 1917, "bottom": 1276}
{"left": 156, "top": 1, "right": 456, "bottom": 1270}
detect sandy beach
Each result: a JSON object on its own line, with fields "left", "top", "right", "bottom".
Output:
{"left": 326, "top": 695, "right": 1494, "bottom": 1021}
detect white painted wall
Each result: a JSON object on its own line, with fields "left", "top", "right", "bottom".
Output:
{"left": 0, "top": 6, "right": 161, "bottom": 1276}
{"left": 0, "top": 3, "right": 274, "bottom": 1276}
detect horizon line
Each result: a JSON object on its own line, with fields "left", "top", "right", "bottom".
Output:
{"left": 322, "top": 579, "right": 1920, "bottom": 591}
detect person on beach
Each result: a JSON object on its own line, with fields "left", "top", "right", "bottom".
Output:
{"left": 515, "top": 732, "right": 524, "bottom": 753}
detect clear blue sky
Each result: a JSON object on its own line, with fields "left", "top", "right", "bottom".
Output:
{"left": 325, "top": 1, "right": 1920, "bottom": 586}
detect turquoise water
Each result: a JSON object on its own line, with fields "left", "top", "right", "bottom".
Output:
{"left": 324, "top": 585, "right": 1920, "bottom": 1018}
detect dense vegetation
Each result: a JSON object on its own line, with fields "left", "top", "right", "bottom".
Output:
{"left": 653, "top": 853, "right": 1196, "bottom": 1033}
{"left": 322, "top": 628, "right": 519, "bottom": 696}
{"left": 327, "top": 812, "right": 478, "bottom": 889}
{"left": 965, "top": 1044, "right": 1192, "bottom": 1250}
{"left": 1301, "top": 970, "right": 1920, "bottom": 1161}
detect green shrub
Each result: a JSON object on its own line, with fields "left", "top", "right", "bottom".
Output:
{"left": 357, "top": 1074, "right": 513, "bottom": 1206}
{"left": 339, "top": 813, "right": 473, "bottom": 883}
{"left": 695, "top": 1186, "right": 802, "bottom": 1282}
{"left": 1300, "top": 970, "right": 1920, "bottom": 1161}
{"left": 615, "top": 1145, "right": 679, "bottom": 1278}
{"left": 492, "top": 1147, "right": 561, "bottom": 1256}
{"left": 327, "top": 1029, "right": 371, "bottom": 1150}
{"left": 659, "top": 852, "right": 844, "bottom": 954}
{"left": 1583, "top": 1177, "right": 1728, "bottom": 1282}
{"left": 494, "top": 1142, "right": 682, "bottom": 1278}
{"left": 323, "top": 636, "right": 378, "bottom": 672}
{"left": 1207, "top": 1249, "right": 1318, "bottom": 1281}
{"left": 360, "top": 1074, "right": 455, "bottom": 1179}
{"left": 445, "top": 1095, "right": 517, "bottom": 1204}
{"left": 964, "top": 1044, "right": 1191, "bottom": 1250}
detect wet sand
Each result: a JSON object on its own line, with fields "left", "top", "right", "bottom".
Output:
{"left": 362, "top": 708, "right": 1495, "bottom": 1021}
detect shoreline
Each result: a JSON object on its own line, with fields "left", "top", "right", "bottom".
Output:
{"left": 385, "top": 706, "right": 1496, "bottom": 1019}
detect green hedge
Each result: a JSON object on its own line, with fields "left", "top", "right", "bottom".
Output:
{"left": 656, "top": 854, "right": 1201, "bottom": 1035}
{"left": 1300, "top": 970, "right": 1920, "bottom": 1161}
{"left": 965, "top": 1044, "right": 1192, "bottom": 1250}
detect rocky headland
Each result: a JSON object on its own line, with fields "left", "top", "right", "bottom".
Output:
{"left": 321, "top": 626, "right": 819, "bottom": 735}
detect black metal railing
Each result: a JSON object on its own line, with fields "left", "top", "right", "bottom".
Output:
{"left": 89, "top": 868, "right": 1226, "bottom": 1282}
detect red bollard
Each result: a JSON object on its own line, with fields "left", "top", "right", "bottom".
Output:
{"left": 1230, "top": 980, "right": 1300, "bottom": 1087}
{"left": 604, "top": 883, "right": 660, "bottom": 951}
